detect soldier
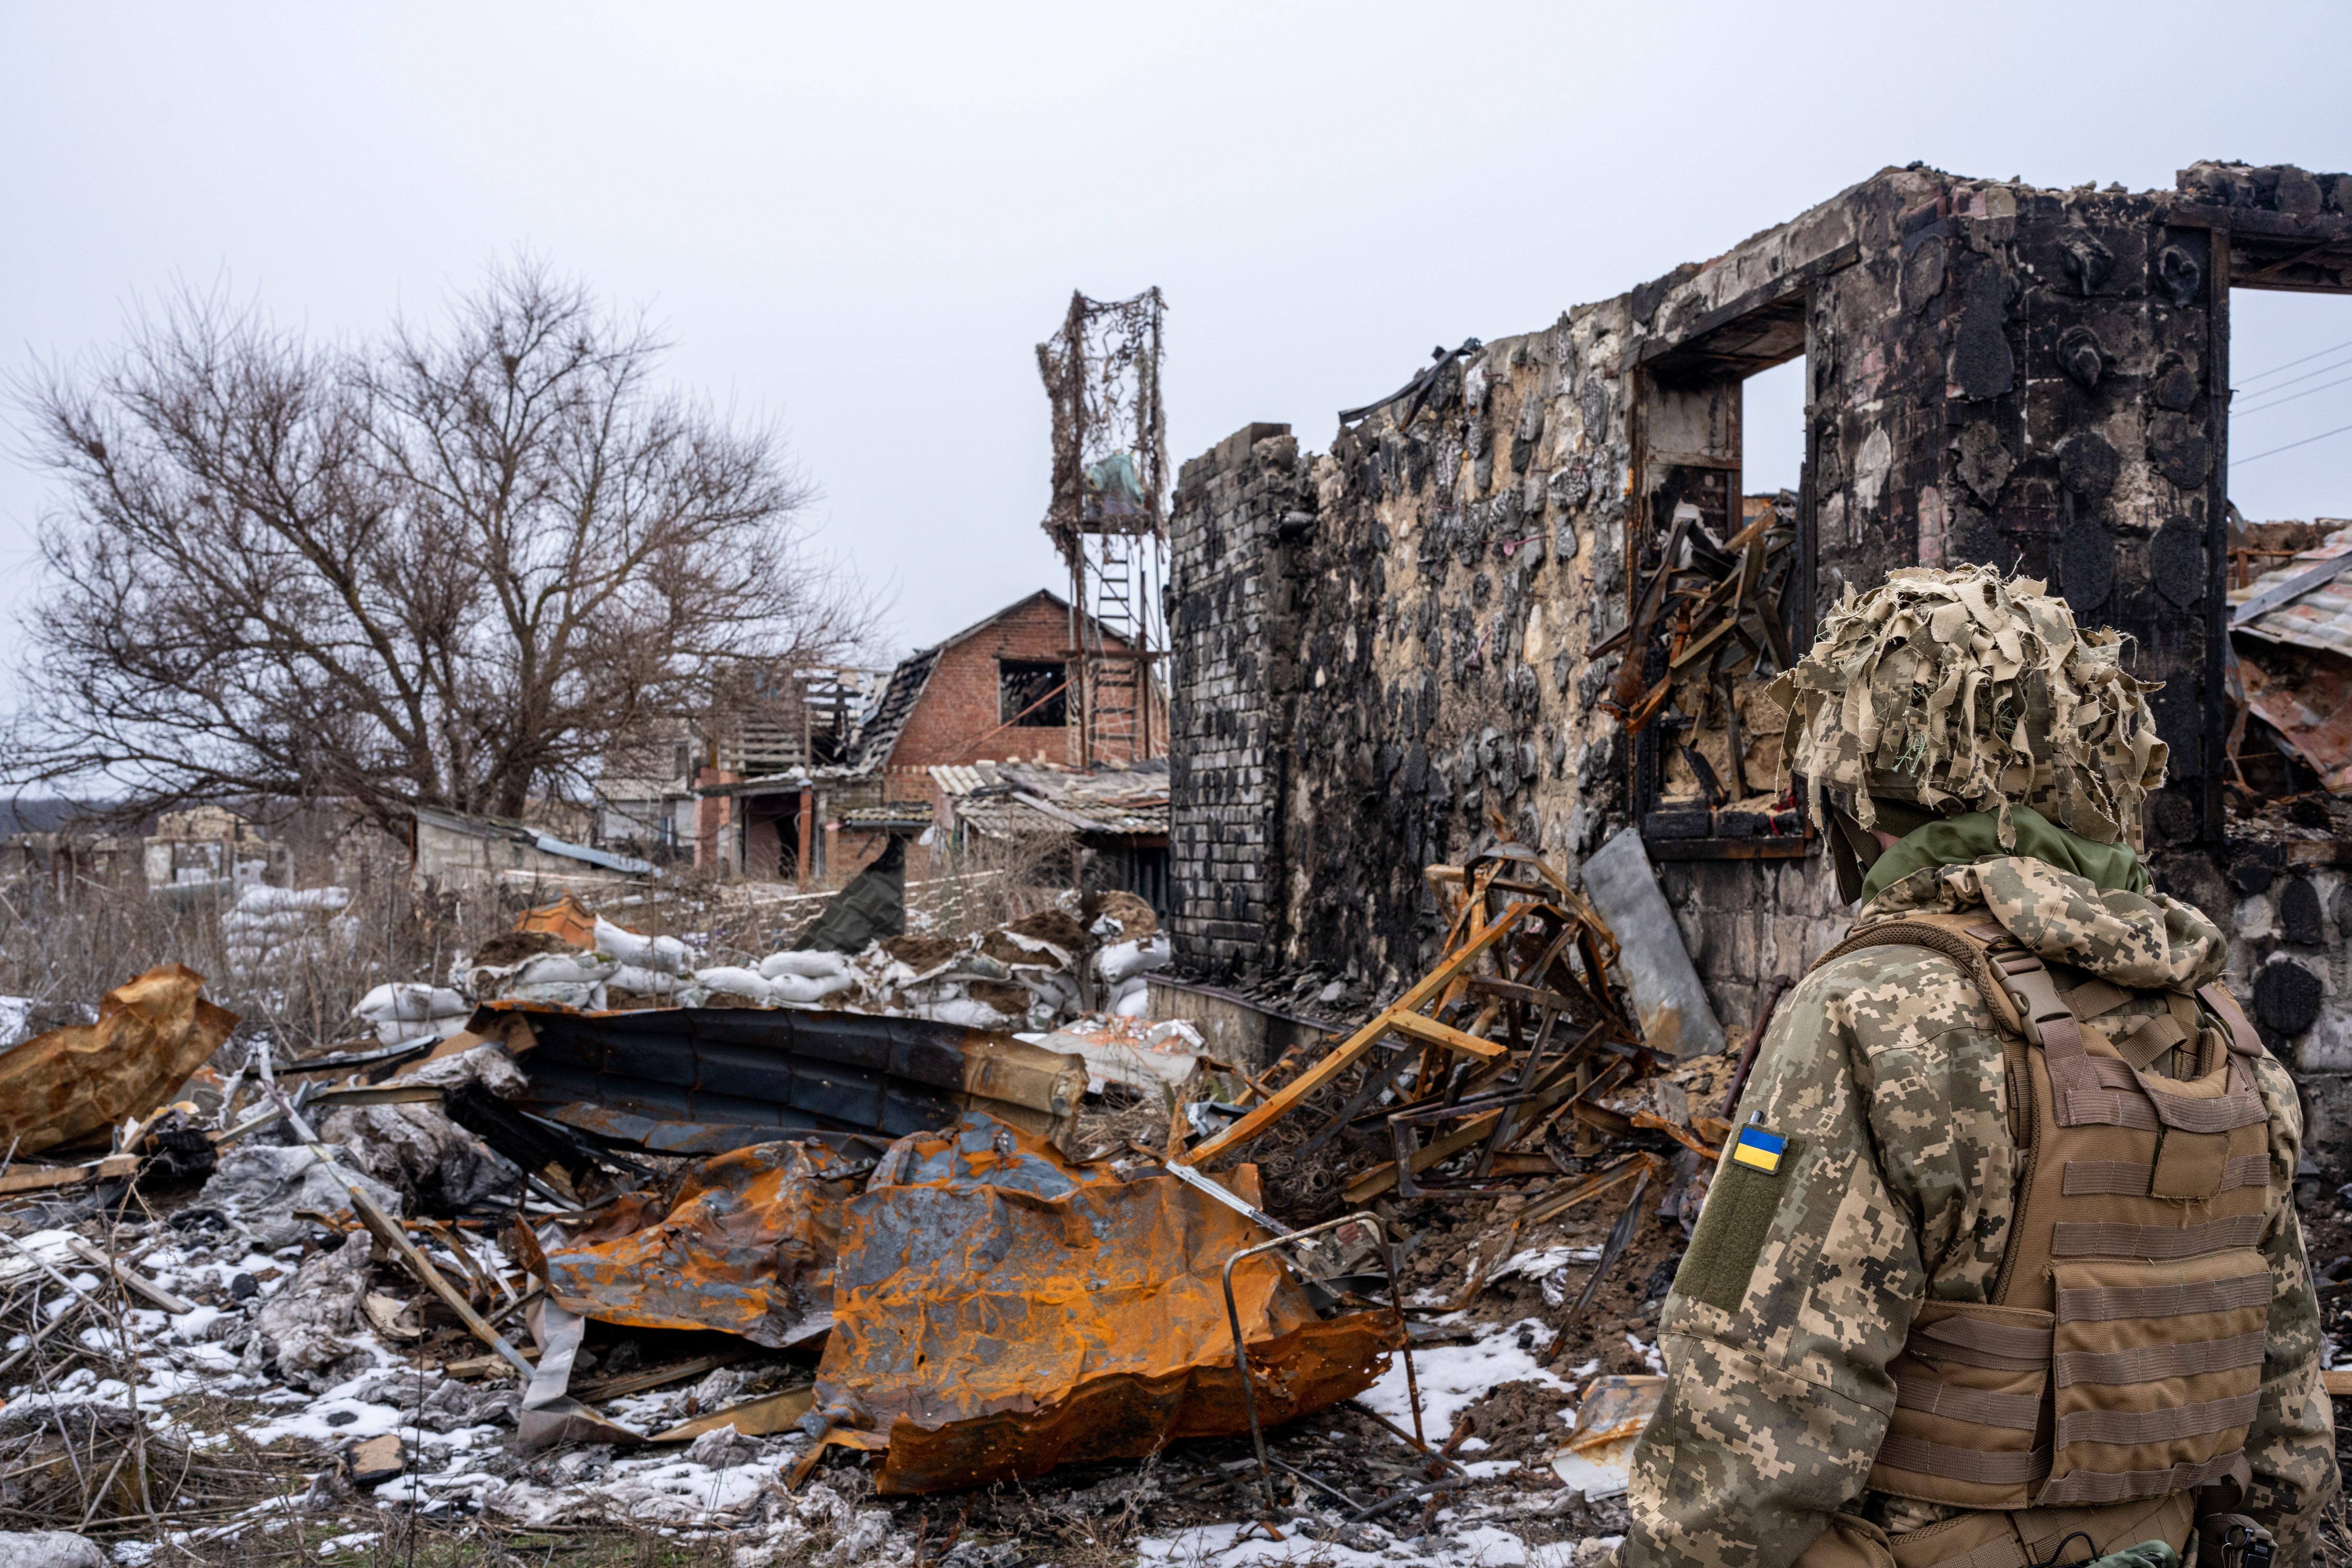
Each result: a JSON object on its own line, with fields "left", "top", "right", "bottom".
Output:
{"left": 1621, "top": 566, "right": 2338, "bottom": 1568}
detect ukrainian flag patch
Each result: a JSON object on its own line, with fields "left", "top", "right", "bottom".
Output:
{"left": 1730, "top": 1125, "right": 1787, "bottom": 1174}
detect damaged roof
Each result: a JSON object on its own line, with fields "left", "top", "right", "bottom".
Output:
{"left": 412, "top": 804, "right": 654, "bottom": 877}
{"left": 849, "top": 643, "right": 943, "bottom": 774}
{"left": 931, "top": 758, "right": 1169, "bottom": 839}
{"left": 2231, "top": 524, "right": 2352, "bottom": 658}
{"left": 839, "top": 802, "right": 933, "bottom": 832}
{"left": 854, "top": 589, "right": 1143, "bottom": 775}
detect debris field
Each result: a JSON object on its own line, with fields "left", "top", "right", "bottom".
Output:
{"left": 0, "top": 836, "right": 1743, "bottom": 1568}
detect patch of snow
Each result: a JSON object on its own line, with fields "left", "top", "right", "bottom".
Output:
{"left": 1358, "top": 1318, "right": 1572, "bottom": 1435}
{"left": 1139, "top": 1519, "right": 1575, "bottom": 1568}
{"left": 242, "top": 1393, "right": 407, "bottom": 1446}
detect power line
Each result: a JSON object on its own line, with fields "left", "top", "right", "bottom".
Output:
{"left": 2232, "top": 348, "right": 2352, "bottom": 397}
{"left": 2235, "top": 336, "right": 2352, "bottom": 387}
{"left": 2231, "top": 421, "right": 2352, "bottom": 467}
{"left": 2234, "top": 371, "right": 2352, "bottom": 419}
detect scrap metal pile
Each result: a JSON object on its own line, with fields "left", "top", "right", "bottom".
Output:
{"left": 0, "top": 833, "right": 1734, "bottom": 1554}
{"left": 1175, "top": 838, "right": 1738, "bottom": 1339}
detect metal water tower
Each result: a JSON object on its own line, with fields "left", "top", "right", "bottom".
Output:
{"left": 1036, "top": 287, "right": 1167, "bottom": 766}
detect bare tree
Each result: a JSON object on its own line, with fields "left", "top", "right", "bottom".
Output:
{"left": 10, "top": 261, "right": 868, "bottom": 834}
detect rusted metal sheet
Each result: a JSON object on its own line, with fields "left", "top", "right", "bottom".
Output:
{"left": 483, "top": 1000, "right": 1088, "bottom": 1154}
{"left": 513, "top": 892, "right": 599, "bottom": 949}
{"left": 540, "top": 1139, "right": 855, "bottom": 1348}
{"left": 812, "top": 1114, "right": 1396, "bottom": 1494}
{"left": 2240, "top": 651, "right": 2352, "bottom": 793}
{"left": 0, "top": 966, "right": 237, "bottom": 1156}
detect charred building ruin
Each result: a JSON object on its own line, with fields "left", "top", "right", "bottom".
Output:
{"left": 1166, "top": 160, "right": 2352, "bottom": 1164}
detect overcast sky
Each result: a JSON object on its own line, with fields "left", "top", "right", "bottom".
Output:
{"left": 4, "top": 2, "right": 2349, "bottom": 684}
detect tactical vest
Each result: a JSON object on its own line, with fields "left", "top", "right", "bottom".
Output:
{"left": 1808, "top": 911, "right": 2281, "bottom": 1538}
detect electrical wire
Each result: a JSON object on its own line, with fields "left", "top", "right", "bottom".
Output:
{"left": 2234, "top": 336, "right": 2352, "bottom": 387}
{"left": 2231, "top": 421, "right": 2352, "bottom": 467}
{"left": 2231, "top": 347, "right": 2352, "bottom": 397}
{"left": 2233, "top": 370, "right": 2352, "bottom": 419}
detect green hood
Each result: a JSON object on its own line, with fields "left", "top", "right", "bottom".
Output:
{"left": 1858, "top": 804, "right": 2149, "bottom": 908}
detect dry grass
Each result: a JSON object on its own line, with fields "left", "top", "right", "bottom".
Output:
{"left": 158, "top": 1512, "right": 744, "bottom": 1568}
{"left": 0, "top": 822, "right": 1089, "bottom": 1057}
{"left": 0, "top": 843, "right": 499, "bottom": 1053}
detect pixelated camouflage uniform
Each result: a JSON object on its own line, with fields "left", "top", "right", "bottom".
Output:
{"left": 1620, "top": 855, "right": 2338, "bottom": 1568}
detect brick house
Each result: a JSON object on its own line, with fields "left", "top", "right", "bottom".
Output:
{"left": 695, "top": 589, "right": 1166, "bottom": 882}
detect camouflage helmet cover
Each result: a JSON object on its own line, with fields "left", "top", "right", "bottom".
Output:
{"left": 1764, "top": 564, "right": 2167, "bottom": 848}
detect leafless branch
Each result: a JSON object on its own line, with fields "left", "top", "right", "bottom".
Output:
{"left": 8, "top": 259, "right": 874, "bottom": 834}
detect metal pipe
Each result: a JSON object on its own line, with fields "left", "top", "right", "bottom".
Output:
{"left": 1219, "top": 1211, "right": 1421, "bottom": 1516}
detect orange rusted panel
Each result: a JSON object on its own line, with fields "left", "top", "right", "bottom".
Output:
{"left": 0, "top": 966, "right": 237, "bottom": 1156}
{"left": 814, "top": 1114, "right": 1395, "bottom": 1494}
{"left": 514, "top": 892, "right": 598, "bottom": 949}
{"left": 540, "top": 1139, "right": 856, "bottom": 1347}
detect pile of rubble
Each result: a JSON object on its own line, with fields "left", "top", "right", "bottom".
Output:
{"left": 0, "top": 833, "right": 1749, "bottom": 1566}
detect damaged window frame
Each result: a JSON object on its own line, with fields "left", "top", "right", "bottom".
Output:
{"left": 1620, "top": 267, "right": 1831, "bottom": 861}
{"left": 998, "top": 656, "right": 1070, "bottom": 728}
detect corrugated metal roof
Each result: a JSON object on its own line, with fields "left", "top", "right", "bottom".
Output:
{"left": 411, "top": 804, "right": 655, "bottom": 876}
{"left": 2231, "top": 529, "right": 2352, "bottom": 658}
{"left": 928, "top": 759, "right": 1168, "bottom": 838}
{"left": 2241, "top": 653, "right": 2352, "bottom": 793}
{"left": 840, "top": 802, "right": 933, "bottom": 831}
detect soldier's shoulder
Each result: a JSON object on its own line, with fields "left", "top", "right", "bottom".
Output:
{"left": 1796, "top": 940, "right": 1984, "bottom": 1001}
{"left": 1780, "top": 941, "right": 1999, "bottom": 1051}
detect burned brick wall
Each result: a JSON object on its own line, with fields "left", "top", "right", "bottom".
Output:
{"left": 1170, "top": 159, "right": 2352, "bottom": 1166}
{"left": 1167, "top": 423, "right": 1309, "bottom": 976}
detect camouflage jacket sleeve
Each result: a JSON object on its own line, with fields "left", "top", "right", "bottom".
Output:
{"left": 2240, "top": 1054, "right": 2339, "bottom": 1566}
{"left": 1622, "top": 949, "right": 2016, "bottom": 1568}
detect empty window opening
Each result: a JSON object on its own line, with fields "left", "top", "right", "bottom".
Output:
{"left": 2224, "top": 291, "right": 2352, "bottom": 530}
{"left": 1742, "top": 356, "right": 1804, "bottom": 497}
{"left": 1630, "top": 304, "right": 1811, "bottom": 855}
{"left": 1000, "top": 659, "right": 1068, "bottom": 727}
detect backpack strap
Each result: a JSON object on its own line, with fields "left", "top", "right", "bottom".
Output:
{"left": 1812, "top": 913, "right": 2102, "bottom": 1119}
{"left": 2196, "top": 983, "right": 2270, "bottom": 1060}
{"left": 1812, "top": 914, "right": 2026, "bottom": 1036}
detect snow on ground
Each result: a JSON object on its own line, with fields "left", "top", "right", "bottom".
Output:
{"left": 242, "top": 1389, "right": 411, "bottom": 1445}
{"left": 1358, "top": 1318, "right": 1569, "bottom": 1434}
{"left": 1139, "top": 1519, "right": 1586, "bottom": 1568}
{"left": 1486, "top": 1247, "right": 1601, "bottom": 1308}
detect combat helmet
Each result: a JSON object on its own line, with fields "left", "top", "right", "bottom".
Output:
{"left": 1763, "top": 564, "right": 2167, "bottom": 891}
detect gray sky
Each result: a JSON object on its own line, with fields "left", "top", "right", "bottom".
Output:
{"left": 4, "top": 1, "right": 2349, "bottom": 683}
